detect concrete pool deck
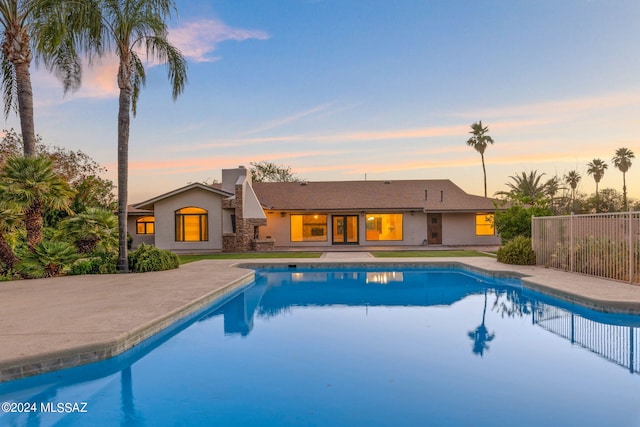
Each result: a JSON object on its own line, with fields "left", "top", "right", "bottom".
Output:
{"left": 1, "top": 254, "right": 640, "bottom": 383}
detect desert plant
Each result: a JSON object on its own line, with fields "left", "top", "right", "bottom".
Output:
{"left": 16, "top": 240, "right": 79, "bottom": 278}
{"left": 128, "top": 243, "right": 179, "bottom": 273}
{"left": 57, "top": 207, "right": 117, "bottom": 254}
{"left": 497, "top": 236, "right": 536, "bottom": 265}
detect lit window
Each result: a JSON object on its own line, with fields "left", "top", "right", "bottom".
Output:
{"left": 136, "top": 216, "right": 155, "bottom": 235}
{"left": 365, "top": 214, "right": 403, "bottom": 241}
{"left": 291, "top": 214, "right": 327, "bottom": 242}
{"left": 175, "top": 207, "right": 208, "bottom": 242}
{"left": 476, "top": 213, "right": 495, "bottom": 236}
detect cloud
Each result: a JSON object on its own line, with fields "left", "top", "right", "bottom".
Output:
{"left": 169, "top": 19, "right": 270, "bottom": 63}
{"left": 241, "top": 104, "right": 334, "bottom": 135}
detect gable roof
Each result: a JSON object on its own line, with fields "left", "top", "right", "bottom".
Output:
{"left": 252, "top": 180, "right": 497, "bottom": 212}
{"left": 133, "top": 183, "right": 233, "bottom": 211}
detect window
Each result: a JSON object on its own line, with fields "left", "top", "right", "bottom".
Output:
{"left": 136, "top": 216, "right": 155, "bottom": 234}
{"left": 365, "top": 214, "right": 403, "bottom": 241}
{"left": 291, "top": 214, "right": 327, "bottom": 242}
{"left": 476, "top": 213, "right": 495, "bottom": 236}
{"left": 175, "top": 207, "right": 208, "bottom": 242}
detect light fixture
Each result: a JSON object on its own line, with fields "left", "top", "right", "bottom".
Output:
{"left": 280, "top": 212, "right": 286, "bottom": 217}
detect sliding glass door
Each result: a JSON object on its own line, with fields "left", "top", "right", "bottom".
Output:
{"left": 332, "top": 215, "right": 359, "bottom": 244}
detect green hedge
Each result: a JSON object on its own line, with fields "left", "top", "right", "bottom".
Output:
{"left": 497, "top": 236, "right": 536, "bottom": 265}
{"left": 128, "top": 244, "right": 179, "bottom": 273}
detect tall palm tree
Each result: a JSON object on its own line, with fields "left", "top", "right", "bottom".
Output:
{"left": 564, "top": 170, "right": 581, "bottom": 211}
{"left": 0, "top": 0, "right": 94, "bottom": 156}
{"left": 0, "top": 155, "right": 74, "bottom": 249}
{"left": 466, "top": 121, "right": 495, "bottom": 197}
{"left": 586, "top": 159, "right": 607, "bottom": 198}
{"left": 612, "top": 147, "right": 635, "bottom": 210}
{"left": 88, "top": 0, "right": 187, "bottom": 272}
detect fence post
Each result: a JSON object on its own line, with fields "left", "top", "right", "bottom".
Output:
{"left": 630, "top": 210, "right": 635, "bottom": 284}
{"left": 570, "top": 212, "right": 574, "bottom": 273}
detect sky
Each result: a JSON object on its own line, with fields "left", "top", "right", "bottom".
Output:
{"left": 3, "top": 0, "right": 640, "bottom": 203}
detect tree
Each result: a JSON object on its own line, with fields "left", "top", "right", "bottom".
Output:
{"left": 88, "top": 0, "right": 187, "bottom": 272}
{"left": 0, "top": 0, "right": 93, "bottom": 156}
{"left": 0, "top": 129, "right": 116, "bottom": 217}
{"left": 0, "top": 155, "right": 74, "bottom": 249}
{"left": 564, "top": 170, "right": 581, "bottom": 212}
{"left": 495, "top": 170, "right": 551, "bottom": 205}
{"left": 612, "top": 147, "right": 635, "bottom": 210}
{"left": 586, "top": 158, "right": 607, "bottom": 201}
{"left": 250, "top": 161, "right": 302, "bottom": 183}
{"left": 468, "top": 290, "right": 495, "bottom": 357}
{"left": 466, "top": 121, "right": 494, "bottom": 197}
{"left": 57, "top": 207, "right": 117, "bottom": 254}
{"left": 0, "top": 202, "right": 19, "bottom": 269}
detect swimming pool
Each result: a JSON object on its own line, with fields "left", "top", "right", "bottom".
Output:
{"left": 1, "top": 266, "right": 639, "bottom": 426}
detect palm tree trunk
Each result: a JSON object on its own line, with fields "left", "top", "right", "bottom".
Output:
{"left": 622, "top": 172, "right": 627, "bottom": 210}
{"left": 117, "top": 65, "right": 131, "bottom": 273}
{"left": 0, "top": 234, "right": 18, "bottom": 269}
{"left": 25, "top": 200, "right": 43, "bottom": 250}
{"left": 14, "top": 61, "right": 37, "bottom": 157}
{"left": 481, "top": 153, "right": 487, "bottom": 197}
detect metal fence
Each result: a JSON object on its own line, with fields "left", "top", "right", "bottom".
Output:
{"left": 532, "top": 211, "right": 640, "bottom": 284}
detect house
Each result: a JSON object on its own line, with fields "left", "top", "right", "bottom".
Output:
{"left": 129, "top": 166, "right": 501, "bottom": 252}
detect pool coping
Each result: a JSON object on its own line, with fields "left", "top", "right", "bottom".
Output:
{"left": 1, "top": 256, "right": 640, "bottom": 383}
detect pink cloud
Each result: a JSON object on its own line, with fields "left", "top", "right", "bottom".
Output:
{"left": 169, "top": 19, "right": 270, "bottom": 63}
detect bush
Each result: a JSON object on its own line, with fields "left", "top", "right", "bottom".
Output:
{"left": 494, "top": 204, "right": 553, "bottom": 242}
{"left": 128, "top": 244, "right": 179, "bottom": 273}
{"left": 16, "top": 241, "right": 80, "bottom": 278}
{"left": 497, "top": 236, "right": 536, "bottom": 265}
{"left": 70, "top": 253, "right": 117, "bottom": 275}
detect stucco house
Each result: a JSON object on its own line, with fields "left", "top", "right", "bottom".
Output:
{"left": 129, "top": 166, "right": 501, "bottom": 252}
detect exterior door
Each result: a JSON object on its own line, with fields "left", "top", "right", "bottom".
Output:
{"left": 332, "top": 215, "right": 359, "bottom": 244}
{"left": 427, "top": 213, "right": 442, "bottom": 244}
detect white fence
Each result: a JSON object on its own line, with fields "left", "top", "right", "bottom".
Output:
{"left": 531, "top": 211, "right": 640, "bottom": 284}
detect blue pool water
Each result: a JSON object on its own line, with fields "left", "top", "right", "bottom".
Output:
{"left": 1, "top": 266, "right": 640, "bottom": 426}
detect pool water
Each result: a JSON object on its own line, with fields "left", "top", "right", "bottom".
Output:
{"left": 1, "top": 267, "right": 640, "bottom": 426}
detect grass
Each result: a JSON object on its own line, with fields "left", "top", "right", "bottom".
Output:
{"left": 179, "top": 249, "right": 494, "bottom": 264}
{"left": 178, "top": 252, "right": 322, "bottom": 264}
{"left": 371, "top": 250, "right": 494, "bottom": 258}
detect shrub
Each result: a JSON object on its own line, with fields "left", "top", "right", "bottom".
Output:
{"left": 497, "top": 236, "right": 536, "bottom": 265}
{"left": 16, "top": 241, "right": 80, "bottom": 278}
{"left": 494, "top": 204, "right": 553, "bottom": 242}
{"left": 128, "top": 243, "right": 179, "bottom": 273}
{"left": 70, "top": 253, "right": 117, "bottom": 275}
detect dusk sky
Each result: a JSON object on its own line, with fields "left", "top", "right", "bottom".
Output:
{"left": 3, "top": 0, "right": 640, "bottom": 203}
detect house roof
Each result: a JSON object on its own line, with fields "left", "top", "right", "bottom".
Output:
{"left": 252, "top": 180, "right": 497, "bottom": 212}
{"left": 133, "top": 182, "right": 233, "bottom": 211}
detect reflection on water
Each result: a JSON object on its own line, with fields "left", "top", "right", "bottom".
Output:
{"left": 208, "top": 269, "right": 640, "bottom": 374}
{"left": 1, "top": 267, "right": 640, "bottom": 427}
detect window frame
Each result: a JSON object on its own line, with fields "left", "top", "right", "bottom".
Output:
{"left": 290, "top": 214, "right": 328, "bottom": 242}
{"left": 175, "top": 207, "right": 209, "bottom": 242}
{"left": 365, "top": 213, "right": 403, "bottom": 241}
{"left": 136, "top": 216, "right": 155, "bottom": 235}
{"left": 475, "top": 213, "right": 495, "bottom": 236}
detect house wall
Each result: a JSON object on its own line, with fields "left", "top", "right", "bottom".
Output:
{"left": 153, "top": 187, "right": 223, "bottom": 253}
{"left": 260, "top": 210, "right": 500, "bottom": 247}
{"left": 128, "top": 216, "right": 155, "bottom": 249}
{"left": 260, "top": 211, "right": 429, "bottom": 247}
{"left": 441, "top": 213, "right": 501, "bottom": 246}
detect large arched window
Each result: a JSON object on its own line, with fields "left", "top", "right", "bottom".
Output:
{"left": 136, "top": 216, "right": 155, "bottom": 234}
{"left": 175, "top": 207, "right": 208, "bottom": 242}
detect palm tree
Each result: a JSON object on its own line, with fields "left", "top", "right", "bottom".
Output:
{"left": 466, "top": 121, "right": 495, "bottom": 197}
{"left": 587, "top": 159, "right": 607, "bottom": 211}
{"left": 564, "top": 170, "right": 581, "bottom": 212}
{"left": 57, "top": 207, "right": 118, "bottom": 254}
{"left": 88, "top": 0, "right": 187, "bottom": 272}
{"left": 0, "top": 202, "right": 19, "bottom": 268}
{"left": 612, "top": 147, "right": 635, "bottom": 210}
{"left": 0, "top": 155, "right": 74, "bottom": 249}
{"left": 496, "top": 170, "right": 549, "bottom": 204}
{"left": 0, "top": 0, "right": 93, "bottom": 156}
